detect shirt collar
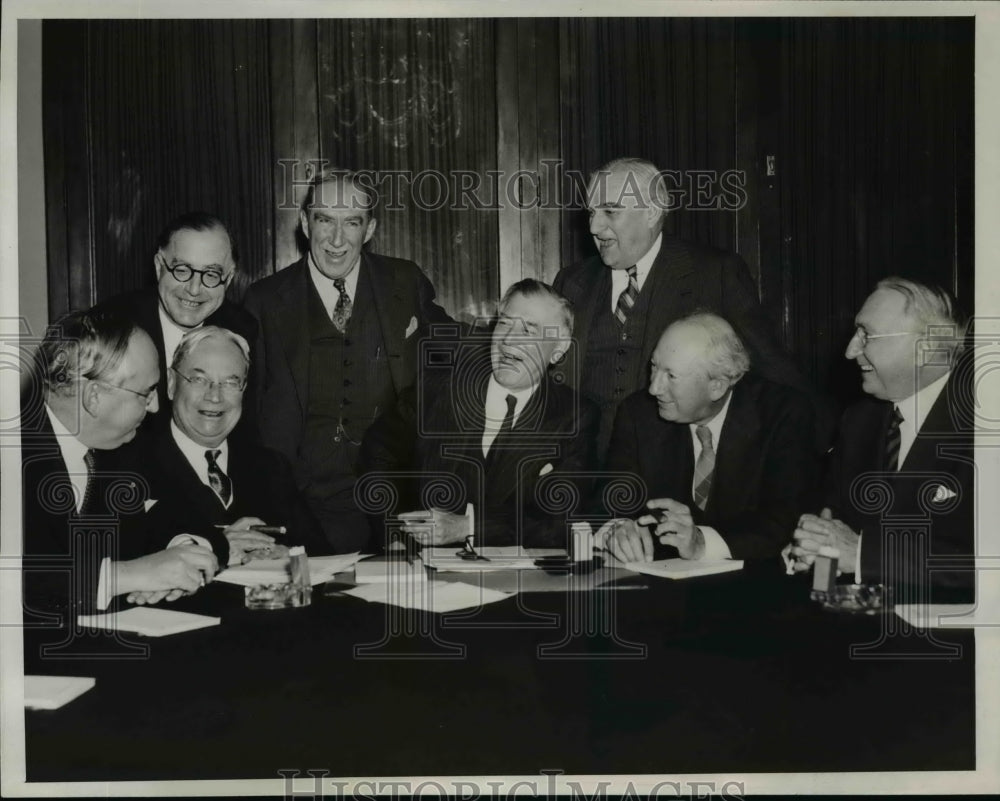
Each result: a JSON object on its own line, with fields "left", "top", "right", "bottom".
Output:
{"left": 45, "top": 404, "right": 89, "bottom": 468}
{"left": 485, "top": 374, "right": 537, "bottom": 421}
{"left": 170, "top": 419, "right": 228, "bottom": 476}
{"left": 895, "top": 370, "right": 951, "bottom": 432}
{"left": 689, "top": 387, "right": 735, "bottom": 446}
{"left": 307, "top": 252, "right": 361, "bottom": 310}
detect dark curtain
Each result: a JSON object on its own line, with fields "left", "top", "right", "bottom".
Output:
{"left": 314, "top": 18, "right": 499, "bottom": 323}
{"left": 44, "top": 19, "right": 273, "bottom": 312}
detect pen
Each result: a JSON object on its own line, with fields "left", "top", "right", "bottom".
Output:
{"left": 213, "top": 524, "right": 287, "bottom": 535}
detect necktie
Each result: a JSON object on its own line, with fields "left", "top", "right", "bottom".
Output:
{"left": 613, "top": 266, "right": 639, "bottom": 326}
{"left": 331, "top": 277, "right": 353, "bottom": 333}
{"left": 80, "top": 449, "right": 96, "bottom": 514}
{"left": 693, "top": 425, "right": 716, "bottom": 511}
{"left": 486, "top": 394, "right": 518, "bottom": 463}
{"left": 885, "top": 405, "right": 903, "bottom": 472}
{"left": 205, "top": 449, "right": 232, "bottom": 506}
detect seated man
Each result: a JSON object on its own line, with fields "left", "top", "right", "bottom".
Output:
{"left": 604, "top": 312, "right": 818, "bottom": 562}
{"left": 133, "top": 325, "right": 329, "bottom": 567}
{"left": 21, "top": 310, "right": 218, "bottom": 615}
{"left": 787, "top": 277, "right": 974, "bottom": 602}
{"left": 360, "top": 279, "right": 599, "bottom": 549}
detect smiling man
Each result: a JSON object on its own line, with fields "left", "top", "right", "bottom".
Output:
{"left": 788, "top": 278, "right": 974, "bottom": 601}
{"left": 553, "top": 157, "right": 816, "bottom": 460}
{"left": 98, "top": 212, "right": 259, "bottom": 418}
{"left": 360, "top": 279, "right": 599, "bottom": 548}
{"left": 244, "top": 168, "right": 453, "bottom": 552}
{"left": 602, "top": 312, "right": 816, "bottom": 563}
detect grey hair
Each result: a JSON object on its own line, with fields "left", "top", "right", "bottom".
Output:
{"left": 675, "top": 311, "right": 751, "bottom": 382}
{"left": 500, "top": 278, "right": 575, "bottom": 336}
{"left": 588, "top": 157, "right": 671, "bottom": 219}
{"left": 876, "top": 276, "right": 967, "bottom": 354}
{"left": 38, "top": 309, "right": 139, "bottom": 397}
{"left": 171, "top": 326, "right": 250, "bottom": 372}
{"left": 302, "top": 167, "right": 378, "bottom": 219}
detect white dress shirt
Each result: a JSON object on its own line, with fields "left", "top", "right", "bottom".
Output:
{"left": 481, "top": 376, "right": 537, "bottom": 457}
{"left": 688, "top": 391, "right": 735, "bottom": 560}
{"left": 170, "top": 421, "right": 231, "bottom": 504}
{"left": 609, "top": 233, "right": 662, "bottom": 312}
{"left": 307, "top": 253, "right": 360, "bottom": 320}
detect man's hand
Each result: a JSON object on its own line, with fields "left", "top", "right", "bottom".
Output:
{"left": 126, "top": 588, "right": 188, "bottom": 605}
{"left": 398, "top": 508, "right": 470, "bottom": 546}
{"left": 600, "top": 518, "right": 654, "bottom": 563}
{"left": 223, "top": 516, "right": 278, "bottom": 565}
{"left": 113, "top": 545, "right": 219, "bottom": 598}
{"left": 789, "top": 507, "right": 859, "bottom": 574}
{"left": 637, "top": 498, "right": 705, "bottom": 560}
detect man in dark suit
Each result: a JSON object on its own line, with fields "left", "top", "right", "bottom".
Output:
{"left": 604, "top": 312, "right": 817, "bottom": 563}
{"left": 789, "top": 278, "right": 974, "bottom": 602}
{"left": 97, "top": 212, "right": 259, "bottom": 421}
{"left": 553, "top": 156, "right": 817, "bottom": 459}
{"left": 244, "top": 168, "right": 453, "bottom": 552}
{"left": 360, "top": 279, "right": 599, "bottom": 548}
{"left": 21, "top": 310, "right": 218, "bottom": 615}
{"left": 132, "top": 325, "right": 329, "bottom": 569}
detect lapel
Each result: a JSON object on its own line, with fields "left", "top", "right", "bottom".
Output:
{"left": 640, "top": 237, "right": 698, "bottom": 362}
{"left": 645, "top": 411, "right": 695, "bottom": 507}
{"left": 154, "top": 429, "right": 229, "bottom": 522}
{"left": 707, "top": 381, "right": 759, "bottom": 517}
{"left": 567, "top": 259, "right": 610, "bottom": 384}
{"left": 365, "top": 252, "right": 408, "bottom": 393}
{"left": 135, "top": 290, "right": 171, "bottom": 404}
{"left": 273, "top": 259, "right": 312, "bottom": 418}
{"left": 900, "top": 375, "right": 959, "bottom": 472}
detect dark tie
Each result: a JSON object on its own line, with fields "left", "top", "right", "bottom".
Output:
{"left": 613, "top": 266, "right": 639, "bottom": 327}
{"left": 80, "top": 448, "right": 97, "bottom": 514}
{"left": 205, "top": 449, "right": 232, "bottom": 506}
{"left": 486, "top": 394, "right": 518, "bottom": 463}
{"left": 885, "top": 405, "right": 904, "bottom": 472}
{"left": 693, "top": 425, "right": 716, "bottom": 511}
{"left": 332, "top": 277, "right": 353, "bottom": 333}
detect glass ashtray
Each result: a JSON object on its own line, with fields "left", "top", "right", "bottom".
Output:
{"left": 813, "top": 583, "right": 890, "bottom": 615}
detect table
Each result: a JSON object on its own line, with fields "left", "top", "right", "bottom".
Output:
{"left": 22, "top": 564, "right": 975, "bottom": 781}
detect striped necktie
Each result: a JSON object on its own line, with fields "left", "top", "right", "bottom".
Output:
{"left": 613, "top": 266, "right": 639, "bottom": 326}
{"left": 332, "top": 277, "right": 353, "bottom": 333}
{"left": 693, "top": 425, "right": 716, "bottom": 511}
{"left": 885, "top": 405, "right": 903, "bottom": 472}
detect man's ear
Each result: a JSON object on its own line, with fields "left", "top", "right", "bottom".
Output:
{"left": 549, "top": 343, "right": 569, "bottom": 366}
{"left": 299, "top": 210, "right": 311, "bottom": 240}
{"left": 154, "top": 250, "right": 167, "bottom": 281}
{"left": 707, "top": 377, "right": 731, "bottom": 402}
{"left": 363, "top": 216, "right": 377, "bottom": 245}
{"left": 80, "top": 380, "right": 102, "bottom": 417}
{"left": 166, "top": 368, "right": 176, "bottom": 402}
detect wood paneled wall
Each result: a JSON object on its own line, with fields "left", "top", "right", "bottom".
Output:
{"left": 41, "top": 17, "right": 972, "bottom": 396}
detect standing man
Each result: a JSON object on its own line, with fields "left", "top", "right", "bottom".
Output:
{"left": 98, "top": 212, "right": 259, "bottom": 419}
{"left": 554, "top": 157, "right": 814, "bottom": 458}
{"left": 604, "top": 313, "right": 816, "bottom": 563}
{"left": 789, "top": 278, "right": 974, "bottom": 602}
{"left": 361, "top": 279, "right": 599, "bottom": 548}
{"left": 21, "top": 310, "right": 218, "bottom": 615}
{"left": 245, "top": 168, "right": 453, "bottom": 552}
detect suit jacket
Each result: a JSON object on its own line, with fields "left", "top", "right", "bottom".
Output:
{"left": 20, "top": 399, "right": 153, "bottom": 615}
{"left": 553, "top": 239, "right": 829, "bottom": 451}
{"left": 360, "top": 348, "right": 600, "bottom": 548}
{"left": 129, "top": 426, "right": 331, "bottom": 560}
{"left": 243, "top": 253, "right": 453, "bottom": 476}
{"left": 96, "top": 287, "right": 259, "bottom": 432}
{"left": 605, "top": 375, "right": 818, "bottom": 560}
{"left": 825, "top": 372, "right": 975, "bottom": 600}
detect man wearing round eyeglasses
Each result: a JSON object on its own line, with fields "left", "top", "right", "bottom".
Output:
{"left": 786, "top": 277, "right": 974, "bottom": 602}
{"left": 21, "top": 309, "right": 219, "bottom": 615}
{"left": 134, "top": 326, "right": 328, "bottom": 573}
{"left": 98, "top": 212, "right": 258, "bottom": 419}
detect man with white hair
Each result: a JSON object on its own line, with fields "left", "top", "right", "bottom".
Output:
{"left": 604, "top": 312, "right": 817, "bottom": 562}
{"left": 788, "top": 277, "right": 974, "bottom": 601}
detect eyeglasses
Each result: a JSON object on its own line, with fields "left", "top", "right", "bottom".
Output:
{"left": 171, "top": 368, "right": 246, "bottom": 395}
{"left": 852, "top": 326, "right": 916, "bottom": 348}
{"left": 94, "top": 380, "right": 157, "bottom": 404}
{"left": 163, "top": 263, "right": 230, "bottom": 289}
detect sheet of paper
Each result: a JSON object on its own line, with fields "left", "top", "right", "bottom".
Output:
{"left": 422, "top": 546, "right": 562, "bottom": 572}
{"left": 216, "top": 552, "right": 366, "bottom": 587}
{"left": 354, "top": 556, "right": 428, "bottom": 583}
{"left": 77, "top": 607, "right": 220, "bottom": 637}
{"left": 24, "top": 676, "right": 96, "bottom": 710}
{"left": 342, "top": 580, "right": 513, "bottom": 612}
{"left": 623, "top": 558, "right": 744, "bottom": 579}
{"left": 894, "top": 603, "right": 980, "bottom": 629}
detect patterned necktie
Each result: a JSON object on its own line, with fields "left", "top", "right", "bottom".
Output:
{"left": 205, "top": 449, "right": 232, "bottom": 506}
{"left": 885, "top": 405, "right": 904, "bottom": 472}
{"left": 486, "top": 394, "right": 518, "bottom": 462}
{"left": 693, "top": 425, "right": 716, "bottom": 511}
{"left": 80, "top": 448, "right": 97, "bottom": 514}
{"left": 331, "top": 277, "right": 353, "bottom": 333}
{"left": 613, "top": 266, "right": 639, "bottom": 327}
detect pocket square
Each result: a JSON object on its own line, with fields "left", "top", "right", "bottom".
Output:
{"left": 404, "top": 316, "right": 418, "bottom": 339}
{"left": 931, "top": 485, "right": 958, "bottom": 503}
{"left": 538, "top": 463, "right": 554, "bottom": 476}
{"left": 143, "top": 499, "right": 158, "bottom": 512}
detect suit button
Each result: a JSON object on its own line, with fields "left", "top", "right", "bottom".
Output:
{"left": 344, "top": 379, "right": 352, "bottom": 387}
{"left": 617, "top": 348, "right": 626, "bottom": 356}
{"left": 344, "top": 359, "right": 353, "bottom": 367}
{"left": 614, "top": 388, "right": 623, "bottom": 396}
{"left": 615, "top": 365, "right": 626, "bottom": 373}
{"left": 621, "top": 332, "right": 629, "bottom": 342}
{"left": 333, "top": 435, "right": 342, "bottom": 443}
{"left": 341, "top": 398, "right": 352, "bottom": 406}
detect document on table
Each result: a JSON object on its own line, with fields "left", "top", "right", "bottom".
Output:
{"left": 77, "top": 607, "right": 220, "bottom": 637}
{"left": 216, "top": 552, "right": 367, "bottom": 586}
{"left": 342, "top": 580, "right": 513, "bottom": 612}
{"left": 894, "top": 603, "right": 981, "bottom": 629}
{"left": 422, "top": 546, "right": 564, "bottom": 572}
{"left": 24, "top": 676, "right": 95, "bottom": 710}
{"left": 354, "top": 556, "right": 428, "bottom": 583}
{"left": 623, "top": 558, "right": 744, "bottom": 579}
